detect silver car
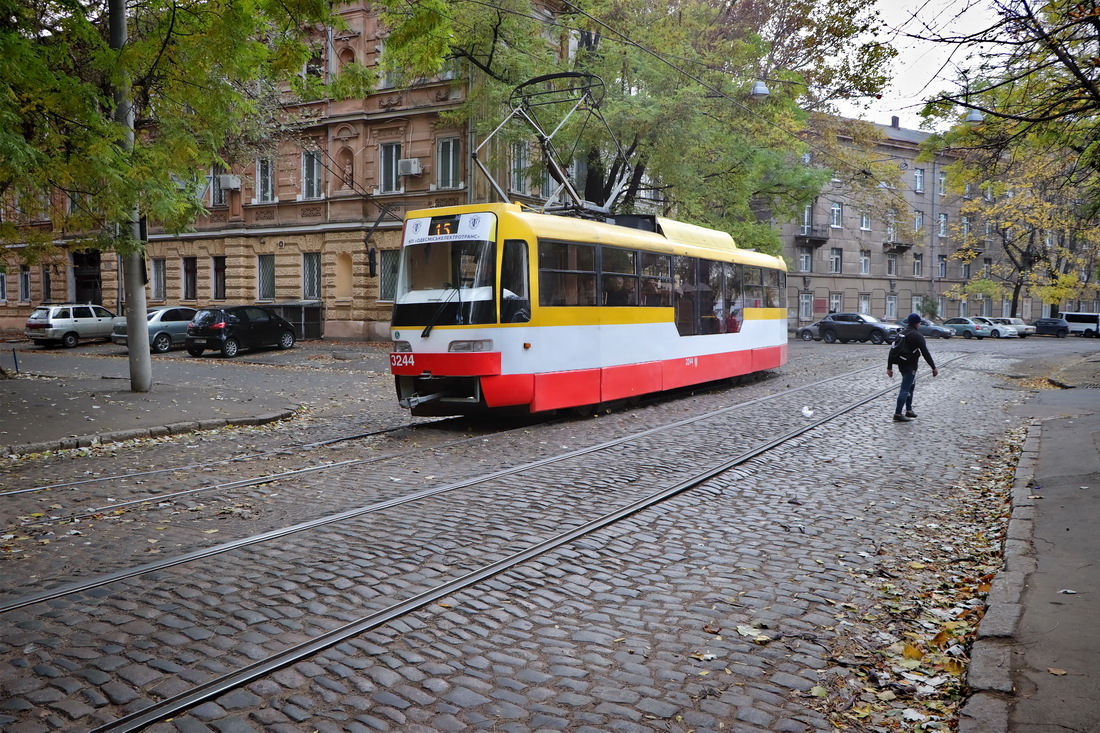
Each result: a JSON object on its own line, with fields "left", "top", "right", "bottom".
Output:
{"left": 24, "top": 303, "right": 116, "bottom": 347}
{"left": 991, "top": 317, "right": 1035, "bottom": 338}
{"left": 112, "top": 306, "right": 198, "bottom": 353}
{"left": 974, "top": 316, "right": 1019, "bottom": 338}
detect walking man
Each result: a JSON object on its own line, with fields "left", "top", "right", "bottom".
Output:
{"left": 887, "top": 313, "right": 939, "bottom": 422}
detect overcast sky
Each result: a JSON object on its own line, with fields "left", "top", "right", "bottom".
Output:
{"left": 834, "top": 0, "right": 997, "bottom": 130}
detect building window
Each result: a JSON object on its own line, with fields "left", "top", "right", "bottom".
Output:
{"left": 829, "top": 292, "right": 843, "bottom": 313}
{"left": 258, "top": 254, "right": 275, "bottom": 300}
{"left": 211, "top": 165, "right": 227, "bottom": 207}
{"left": 829, "top": 247, "right": 842, "bottom": 274}
{"left": 885, "top": 294, "right": 897, "bottom": 320}
{"left": 183, "top": 257, "right": 197, "bottom": 300}
{"left": 0, "top": 271, "right": 6, "bottom": 301}
{"left": 511, "top": 141, "right": 530, "bottom": 194}
{"left": 937, "top": 170, "right": 947, "bottom": 196}
{"left": 858, "top": 293, "right": 870, "bottom": 315}
{"left": 962, "top": 261, "right": 971, "bottom": 279}
{"left": 860, "top": 211, "right": 871, "bottom": 230}
{"left": 914, "top": 168, "right": 924, "bottom": 193}
{"left": 41, "top": 265, "right": 52, "bottom": 302}
{"left": 437, "top": 138, "right": 461, "bottom": 189}
{"left": 212, "top": 256, "right": 226, "bottom": 300}
{"left": 983, "top": 257, "right": 992, "bottom": 277}
{"left": 379, "top": 249, "right": 399, "bottom": 301}
{"left": 256, "top": 158, "right": 275, "bottom": 203}
{"left": 303, "top": 252, "right": 321, "bottom": 299}
{"left": 151, "top": 259, "right": 166, "bottom": 301}
{"left": 961, "top": 215, "right": 972, "bottom": 238}
{"left": 938, "top": 212, "right": 948, "bottom": 237}
{"left": 798, "top": 246, "right": 812, "bottom": 272}
{"left": 960, "top": 299, "right": 969, "bottom": 317}
{"left": 913, "top": 254, "right": 923, "bottom": 278}
{"left": 985, "top": 221, "right": 995, "bottom": 245}
{"left": 913, "top": 209, "right": 923, "bottom": 231}
{"left": 18, "top": 265, "right": 30, "bottom": 301}
{"left": 912, "top": 296, "right": 923, "bottom": 314}
{"left": 800, "top": 204, "right": 812, "bottom": 233}
{"left": 303, "top": 151, "right": 323, "bottom": 200}
{"left": 829, "top": 201, "right": 842, "bottom": 228}
{"left": 938, "top": 296, "right": 947, "bottom": 319}
{"left": 886, "top": 253, "right": 898, "bottom": 276}
{"left": 859, "top": 249, "right": 870, "bottom": 275}
{"left": 938, "top": 254, "right": 947, "bottom": 279}
{"left": 799, "top": 292, "right": 813, "bottom": 320}
{"left": 380, "top": 143, "right": 401, "bottom": 193}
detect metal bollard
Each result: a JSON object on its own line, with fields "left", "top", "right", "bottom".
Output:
{"left": 11, "top": 348, "right": 17, "bottom": 374}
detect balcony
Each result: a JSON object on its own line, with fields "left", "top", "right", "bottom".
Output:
{"left": 794, "top": 225, "right": 831, "bottom": 247}
{"left": 882, "top": 239, "right": 913, "bottom": 254}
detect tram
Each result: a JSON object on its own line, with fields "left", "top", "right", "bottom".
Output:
{"left": 389, "top": 202, "right": 787, "bottom": 416}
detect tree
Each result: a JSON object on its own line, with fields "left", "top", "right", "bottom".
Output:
{"left": 0, "top": 0, "right": 342, "bottom": 390}
{"left": 918, "top": 0, "right": 1100, "bottom": 214}
{"left": 376, "top": 0, "right": 897, "bottom": 254}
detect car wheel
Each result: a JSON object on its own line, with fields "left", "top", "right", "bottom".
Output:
{"left": 1057, "top": 329, "right": 1068, "bottom": 338}
{"left": 186, "top": 347, "right": 205, "bottom": 357}
{"left": 61, "top": 332, "right": 79, "bottom": 348}
{"left": 869, "top": 331, "right": 885, "bottom": 345}
{"left": 991, "top": 329, "right": 1001, "bottom": 338}
{"left": 277, "top": 330, "right": 296, "bottom": 349}
{"left": 822, "top": 330, "right": 837, "bottom": 344}
{"left": 221, "top": 338, "right": 240, "bottom": 358}
{"left": 799, "top": 330, "right": 814, "bottom": 342}
{"left": 152, "top": 333, "right": 172, "bottom": 353}
{"left": 963, "top": 331, "right": 973, "bottom": 339}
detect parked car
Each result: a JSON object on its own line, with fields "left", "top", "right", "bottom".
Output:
{"left": 991, "top": 317, "right": 1036, "bottom": 338}
{"left": 186, "top": 305, "right": 297, "bottom": 357}
{"left": 1031, "top": 317, "right": 1070, "bottom": 338}
{"left": 892, "top": 317, "right": 954, "bottom": 339}
{"left": 112, "top": 306, "right": 198, "bottom": 353}
{"left": 1060, "top": 311, "right": 1100, "bottom": 337}
{"left": 943, "top": 317, "right": 989, "bottom": 339}
{"left": 24, "top": 303, "right": 116, "bottom": 348}
{"left": 796, "top": 321, "right": 822, "bottom": 341}
{"left": 973, "top": 316, "right": 1019, "bottom": 338}
{"left": 816, "top": 313, "right": 902, "bottom": 345}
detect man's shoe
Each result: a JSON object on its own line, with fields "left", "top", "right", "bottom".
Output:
{"left": 893, "top": 413, "right": 910, "bottom": 422}
{"left": 905, "top": 411, "right": 918, "bottom": 418}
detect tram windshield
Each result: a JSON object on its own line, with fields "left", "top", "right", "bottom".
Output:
{"left": 392, "top": 238, "right": 498, "bottom": 327}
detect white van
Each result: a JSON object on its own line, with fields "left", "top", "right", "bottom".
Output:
{"left": 1061, "top": 312, "right": 1100, "bottom": 337}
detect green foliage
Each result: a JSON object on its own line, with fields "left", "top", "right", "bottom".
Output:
{"left": 375, "top": 0, "right": 893, "bottom": 252}
{"left": 0, "top": 0, "right": 337, "bottom": 260}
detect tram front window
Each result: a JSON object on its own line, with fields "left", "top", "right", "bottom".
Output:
{"left": 392, "top": 240, "right": 498, "bottom": 328}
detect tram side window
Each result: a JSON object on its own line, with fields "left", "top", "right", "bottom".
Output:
{"left": 727, "top": 263, "right": 744, "bottom": 333}
{"left": 501, "top": 239, "right": 531, "bottom": 322}
{"left": 600, "top": 246, "right": 639, "bottom": 306}
{"left": 538, "top": 240, "right": 596, "bottom": 306}
{"left": 674, "top": 255, "right": 698, "bottom": 336}
{"left": 699, "top": 260, "right": 723, "bottom": 334}
{"left": 640, "top": 252, "right": 672, "bottom": 306}
{"left": 743, "top": 266, "right": 764, "bottom": 308}
{"left": 764, "top": 269, "right": 783, "bottom": 308}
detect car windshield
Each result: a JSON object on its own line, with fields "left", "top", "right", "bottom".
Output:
{"left": 862, "top": 314, "right": 885, "bottom": 323}
{"left": 192, "top": 310, "right": 223, "bottom": 326}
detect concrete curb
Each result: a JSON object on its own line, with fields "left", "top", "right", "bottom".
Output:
{"left": 957, "top": 419, "right": 1042, "bottom": 732}
{"left": 0, "top": 409, "right": 297, "bottom": 458}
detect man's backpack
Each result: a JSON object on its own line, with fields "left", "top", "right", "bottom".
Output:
{"left": 891, "top": 329, "right": 915, "bottom": 364}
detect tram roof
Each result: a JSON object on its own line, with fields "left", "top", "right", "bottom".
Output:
{"left": 405, "top": 202, "right": 786, "bottom": 271}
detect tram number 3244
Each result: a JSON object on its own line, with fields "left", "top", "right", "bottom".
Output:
{"left": 391, "top": 354, "right": 416, "bottom": 368}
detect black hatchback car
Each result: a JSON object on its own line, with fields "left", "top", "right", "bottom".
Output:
{"left": 1031, "top": 317, "right": 1070, "bottom": 338}
{"left": 186, "top": 306, "right": 297, "bottom": 357}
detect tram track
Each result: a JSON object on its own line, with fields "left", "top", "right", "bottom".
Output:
{"left": 0, "top": 358, "right": 968, "bottom": 732}
{"left": 83, "top": 365, "right": 919, "bottom": 730}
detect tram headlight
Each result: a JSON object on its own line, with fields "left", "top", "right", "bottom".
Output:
{"left": 393, "top": 340, "right": 412, "bottom": 352}
{"left": 448, "top": 339, "right": 494, "bottom": 352}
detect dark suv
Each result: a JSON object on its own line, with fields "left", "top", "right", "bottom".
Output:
{"left": 1031, "top": 317, "right": 1070, "bottom": 338}
{"left": 817, "top": 313, "right": 901, "bottom": 345}
{"left": 186, "top": 306, "right": 297, "bottom": 357}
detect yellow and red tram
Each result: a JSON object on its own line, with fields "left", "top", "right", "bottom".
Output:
{"left": 389, "top": 202, "right": 787, "bottom": 416}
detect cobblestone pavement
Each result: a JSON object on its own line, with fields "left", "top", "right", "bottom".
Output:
{"left": 0, "top": 339, "right": 1091, "bottom": 732}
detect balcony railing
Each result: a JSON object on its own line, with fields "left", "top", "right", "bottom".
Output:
{"left": 794, "top": 225, "right": 831, "bottom": 246}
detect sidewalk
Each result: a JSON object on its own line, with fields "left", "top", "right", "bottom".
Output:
{"left": 961, "top": 355, "right": 1100, "bottom": 732}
